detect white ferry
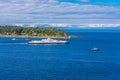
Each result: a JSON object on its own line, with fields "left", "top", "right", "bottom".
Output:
{"left": 28, "top": 38, "right": 69, "bottom": 44}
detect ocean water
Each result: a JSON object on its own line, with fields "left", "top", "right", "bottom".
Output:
{"left": 0, "top": 31, "right": 120, "bottom": 80}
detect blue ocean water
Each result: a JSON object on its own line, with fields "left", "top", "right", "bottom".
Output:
{"left": 0, "top": 31, "right": 120, "bottom": 80}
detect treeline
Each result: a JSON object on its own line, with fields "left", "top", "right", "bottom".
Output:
{"left": 0, "top": 26, "right": 69, "bottom": 37}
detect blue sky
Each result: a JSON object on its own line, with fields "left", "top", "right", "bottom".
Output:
{"left": 59, "top": 0, "right": 120, "bottom": 6}
{"left": 0, "top": 0, "right": 120, "bottom": 25}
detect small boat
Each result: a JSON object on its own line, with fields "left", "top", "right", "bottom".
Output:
{"left": 12, "top": 38, "right": 16, "bottom": 40}
{"left": 28, "top": 38, "right": 69, "bottom": 44}
{"left": 91, "top": 47, "right": 99, "bottom": 51}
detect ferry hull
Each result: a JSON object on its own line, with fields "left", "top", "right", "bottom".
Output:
{"left": 28, "top": 42, "right": 69, "bottom": 44}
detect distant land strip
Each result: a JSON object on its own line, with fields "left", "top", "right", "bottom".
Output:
{"left": 0, "top": 26, "right": 70, "bottom": 38}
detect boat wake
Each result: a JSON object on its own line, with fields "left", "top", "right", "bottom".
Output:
{"left": 0, "top": 43, "right": 27, "bottom": 45}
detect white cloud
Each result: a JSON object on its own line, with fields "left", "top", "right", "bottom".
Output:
{"left": 0, "top": 0, "right": 120, "bottom": 25}
{"left": 80, "top": 0, "right": 91, "bottom": 2}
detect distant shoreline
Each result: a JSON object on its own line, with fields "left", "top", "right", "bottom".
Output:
{"left": 0, "top": 35, "right": 86, "bottom": 38}
{"left": 0, "top": 35, "right": 70, "bottom": 38}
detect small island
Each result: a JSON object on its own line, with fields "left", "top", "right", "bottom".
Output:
{"left": 0, "top": 26, "right": 69, "bottom": 38}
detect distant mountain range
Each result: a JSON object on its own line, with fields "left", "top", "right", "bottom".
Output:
{"left": 14, "top": 23, "right": 120, "bottom": 28}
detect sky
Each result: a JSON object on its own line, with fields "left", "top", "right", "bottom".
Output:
{"left": 0, "top": 0, "right": 120, "bottom": 25}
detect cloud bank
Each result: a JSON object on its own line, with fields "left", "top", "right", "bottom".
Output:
{"left": 80, "top": 0, "right": 91, "bottom": 2}
{"left": 0, "top": 0, "right": 120, "bottom": 25}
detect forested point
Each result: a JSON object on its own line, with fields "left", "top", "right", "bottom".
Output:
{"left": 0, "top": 26, "right": 69, "bottom": 38}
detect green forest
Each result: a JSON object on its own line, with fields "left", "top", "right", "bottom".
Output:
{"left": 0, "top": 26, "right": 69, "bottom": 37}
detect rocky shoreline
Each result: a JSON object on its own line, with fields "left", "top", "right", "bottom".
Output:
{"left": 0, "top": 35, "right": 70, "bottom": 38}
{"left": 0, "top": 35, "right": 86, "bottom": 39}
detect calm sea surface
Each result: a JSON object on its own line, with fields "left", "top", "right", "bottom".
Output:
{"left": 0, "top": 31, "right": 120, "bottom": 80}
